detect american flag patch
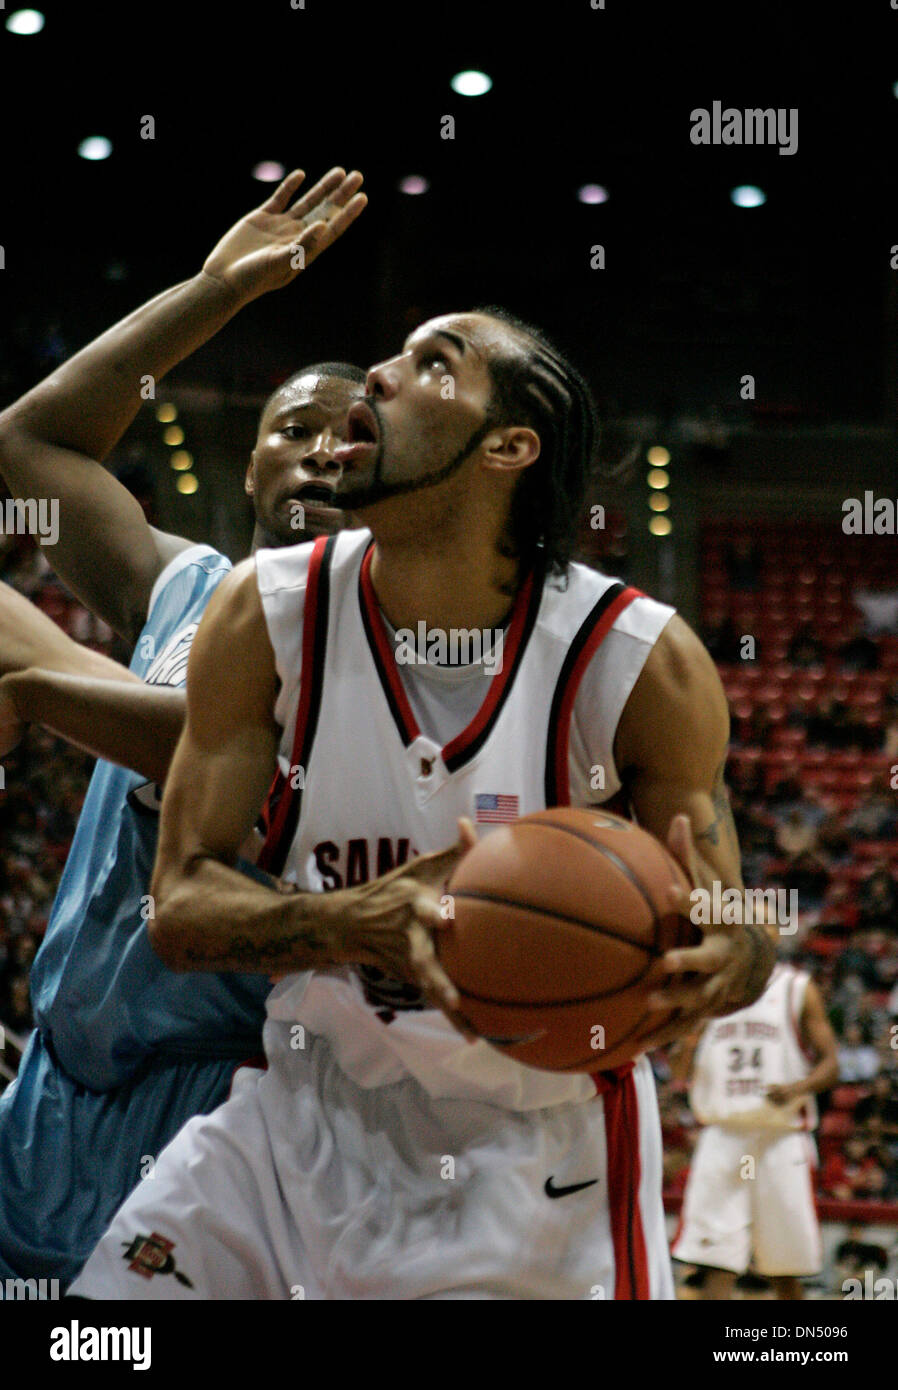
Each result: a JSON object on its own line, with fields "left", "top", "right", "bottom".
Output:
{"left": 475, "top": 793, "right": 519, "bottom": 823}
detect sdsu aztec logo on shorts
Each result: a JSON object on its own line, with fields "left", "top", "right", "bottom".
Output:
{"left": 357, "top": 963, "right": 426, "bottom": 1020}
{"left": 121, "top": 1232, "right": 194, "bottom": 1287}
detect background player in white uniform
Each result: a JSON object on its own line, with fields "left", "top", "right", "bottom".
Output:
{"left": 71, "top": 181, "right": 775, "bottom": 1299}
{"left": 671, "top": 928, "right": 839, "bottom": 1298}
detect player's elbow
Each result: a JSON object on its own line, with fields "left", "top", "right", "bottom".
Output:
{"left": 147, "top": 863, "right": 202, "bottom": 970}
{"left": 0, "top": 411, "right": 38, "bottom": 472}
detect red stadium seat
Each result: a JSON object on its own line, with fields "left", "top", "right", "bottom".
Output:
{"left": 820, "top": 1111, "right": 853, "bottom": 1139}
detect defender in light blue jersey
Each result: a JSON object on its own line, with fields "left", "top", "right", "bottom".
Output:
{"left": 0, "top": 281, "right": 367, "bottom": 1282}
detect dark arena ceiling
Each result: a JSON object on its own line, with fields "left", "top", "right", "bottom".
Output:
{"left": 2, "top": 0, "right": 897, "bottom": 425}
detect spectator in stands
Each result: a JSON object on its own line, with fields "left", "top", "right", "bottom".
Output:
{"left": 834, "top": 1226, "right": 889, "bottom": 1284}
{"left": 806, "top": 696, "right": 836, "bottom": 748}
{"left": 732, "top": 801, "right": 776, "bottom": 880}
{"left": 883, "top": 712, "right": 898, "bottom": 759}
{"left": 724, "top": 536, "right": 763, "bottom": 592}
{"left": 775, "top": 807, "right": 819, "bottom": 857}
{"left": 746, "top": 705, "right": 772, "bottom": 747}
{"left": 819, "top": 1135, "right": 879, "bottom": 1201}
{"left": 730, "top": 758, "right": 766, "bottom": 800}
{"left": 768, "top": 777, "right": 827, "bottom": 825}
{"left": 817, "top": 810, "right": 852, "bottom": 863}
{"left": 785, "top": 699, "right": 809, "bottom": 733}
{"left": 853, "top": 587, "right": 898, "bottom": 637}
{"left": 856, "top": 986, "right": 892, "bottom": 1048}
{"left": 838, "top": 621, "right": 881, "bottom": 673}
{"left": 6, "top": 975, "right": 32, "bottom": 1033}
{"left": 829, "top": 700, "right": 866, "bottom": 751}
{"left": 846, "top": 794, "right": 898, "bottom": 842}
{"left": 788, "top": 623, "right": 825, "bottom": 668}
{"left": 704, "top": 615, "right": 744, "bottom": 664}
{"left": 857, "top": 1154, "right": 894, "bottom": 1201}
{"left": 780, "top": 848, "right": 830, "bottom": 904}
{"left": 857, "top": 865, "right": 898, "bottom": 934}
{"left": 855, "top": 1074, "right": 898, "bottom": 1142}
{"left": 837, "top": 1022, "right": 880, "bottom": 1083}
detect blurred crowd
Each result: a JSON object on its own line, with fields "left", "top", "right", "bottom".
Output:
{"left": 0, "top": 536, "right": 116, "bottom": 1067}
{"left": 656, "top": 529, "right": 898, "bottom": 1253}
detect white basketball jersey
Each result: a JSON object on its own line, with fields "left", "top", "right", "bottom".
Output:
{"left": 254, "top": 528, "right": 675, "bottom": 1111}
{"left": 689, "top": 963, "right": 818, "bottom": 1131}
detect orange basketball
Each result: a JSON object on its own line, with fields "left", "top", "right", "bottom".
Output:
{"left": 438, "top": 806, "right": 699, "bottom": 1072}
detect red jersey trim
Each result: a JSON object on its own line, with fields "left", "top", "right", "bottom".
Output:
{"left": 545, "top": 585, "right": 642, "bottom": 806}
{"left": 258, "top": 535, "right": 329, "bottom": 873}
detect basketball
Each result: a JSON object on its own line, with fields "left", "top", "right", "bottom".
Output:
{"left": 439, "top": 807, "right": 700, "bottom": 1073}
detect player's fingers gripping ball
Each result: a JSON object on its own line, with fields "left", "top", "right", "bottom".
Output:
{"left": 438, "top": 807, "right": 700, "bottom": 1071}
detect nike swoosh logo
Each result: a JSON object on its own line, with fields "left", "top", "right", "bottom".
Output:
{"left": 544, "top": 1176, "right": 600, "bottom": 1199}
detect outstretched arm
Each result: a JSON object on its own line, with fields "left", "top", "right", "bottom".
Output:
{"left": 613, "top": 614, "right": 775, "bottom": 1045}
{"left": 149, "top": 562, "right": 474, "bottom": 1028}
{"left": 0, "top": 670, "right": 184, "bottom": 786}
{"left": 0, "top": 167, "right": 366, "bottom": 642}
{"left": 0, "top": 579, "right": 184, "bottom": 782}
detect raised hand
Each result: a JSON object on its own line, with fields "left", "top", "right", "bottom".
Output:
{"left": 201, "top": 166, "right": 367, "bottom": 305}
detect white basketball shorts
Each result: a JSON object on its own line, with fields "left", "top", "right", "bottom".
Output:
{"left": 70, "top": 1029, "right": 674, "bottom": 1300}
{"left": 671, "top": 1125, "right": 822, "bottom": 1277}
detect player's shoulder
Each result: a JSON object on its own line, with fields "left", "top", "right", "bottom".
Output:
{"left": 145, "top": 543, "right": 232, "bottom": 629}
{"left": 542, "top": 558, "right": 675, "bottom": 642}
{"left": 255, "top": 527, "right": 370, "bottom": 599}
{"left": 626, "top": 609, "right": 725, "bottom": 719}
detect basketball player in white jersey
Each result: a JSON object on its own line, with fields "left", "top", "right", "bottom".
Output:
{"left": 671, "top": 926, "right": 839, "bottom": 1298}
{"left": 70, "top": 180, "right": 775, "bottom": 1299}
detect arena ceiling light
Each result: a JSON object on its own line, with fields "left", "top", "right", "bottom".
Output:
{"left": 450, "top": 70, "right": 492, "bottom": 97}
{"left": 252, "top": 161, "right": 285, "bottom": 183}
{"left": 156, "top": 404, "right": 177, "bottom": 423}
{"left": 5, "top": 9, "right": 45, "bottom": 34}
{"left": 647, "top": 468, "right": 669, "bottom": 489}
{"left": 731, "top": 184, "right": 766, "bottom": 208}
{"left": 649, "top": 515, "right": 672, "bottom": 536}
{"left": 398, "top": 175, "right": 429, "bottom": 195}
{"left": 78, "top": 136, "right": 112, "bottom": 162}
{"left": 170, "top": 451, "right": 193, "bottom": 471}
{"left": 647, "top": 446, "right": 670, "bottom": 466}
{"left": 176, "top": 474, "right": 199, "bottom": 495}
{"left": 577, "top": 184, "right": 609, "bottom": 205}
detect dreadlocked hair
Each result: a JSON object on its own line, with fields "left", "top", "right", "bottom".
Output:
{"left": 473, "top": 305, "right": 598, "bottom": 582}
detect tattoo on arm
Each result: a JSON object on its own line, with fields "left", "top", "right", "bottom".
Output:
{"left": 724, "top": 924, "right": 776, "bottom": 1012}
{"left": 695, "top": 759, "right": 738, "bottom": 848}
{"left": 182, "top": 927, "right": 331, "bottom": 971}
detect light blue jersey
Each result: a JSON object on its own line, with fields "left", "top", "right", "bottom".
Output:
{"left": 0, "top": 545, "right": 272, "bottom": 1287}
{"left": 29, "top": 545, "right": 271, "bottom": 1088}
